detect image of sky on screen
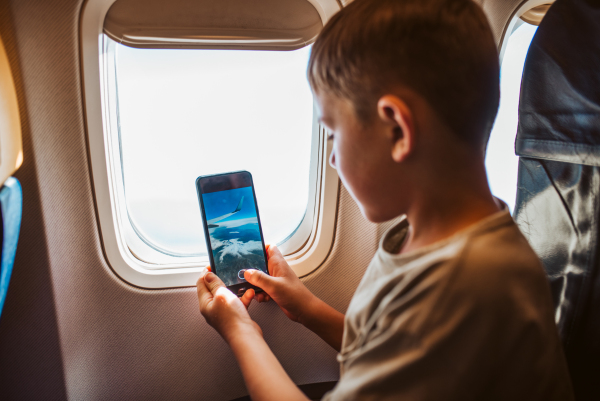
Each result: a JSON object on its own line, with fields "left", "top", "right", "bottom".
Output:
{"left": 202, "top": 186, "right": 267, "bottom": 286}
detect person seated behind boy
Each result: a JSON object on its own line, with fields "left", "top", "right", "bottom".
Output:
{"left": 196, "top": 0, "right": 574, "bottom": 399}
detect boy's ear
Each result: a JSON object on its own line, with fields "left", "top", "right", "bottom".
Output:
{"left": 377, "top": 95, "right": 414, "bottom": 163}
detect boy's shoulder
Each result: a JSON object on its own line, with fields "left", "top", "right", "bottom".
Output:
{"left": 353, "top": 210, "right": 554, "bottom": 331}
{"left": 364, "top": 210, "right": 555, "bottom": 324}
{"left": 359, "top": 211, "right": 548, "bottom": 304}
{"left": 453, "top": 216, "right": 551, "bottom": 307}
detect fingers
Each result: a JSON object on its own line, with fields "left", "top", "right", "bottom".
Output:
{"left": 268, "top": 244, "right": 284, "bottom": 260}
{"left": 241, "top": 288, "right": 255, "bottom": 309}
{"left": 254, "top": 292, "right": 271, "bottom": 303}
{"left": 266, "top": 245, "right": 289, "bottom": 276}
{"left": 244, "top": 269, "right": 275, "bottom": 293}
{"left": 196, "top": 271, "right": 214, "bottom": 310}
{"left": 204, "top": 272, "right": 226, "bottom": 295}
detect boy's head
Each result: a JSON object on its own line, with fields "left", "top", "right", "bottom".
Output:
{"left": 308, "top": 0, "right": 500, "bottom": 222}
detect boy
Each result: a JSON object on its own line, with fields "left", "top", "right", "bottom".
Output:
{"left": 196, "top": 0, "right": 574, "bottom": 399}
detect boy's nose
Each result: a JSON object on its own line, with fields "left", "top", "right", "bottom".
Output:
{"left": 329, "top": 149, "right": 337, "bottom": 169}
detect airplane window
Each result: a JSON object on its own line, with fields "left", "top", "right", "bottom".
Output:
{"left": 111, "top": 39, "right": 314, "bottom": 258}
{"left": 485, "top": 22, "right": 538, "bottom": 213}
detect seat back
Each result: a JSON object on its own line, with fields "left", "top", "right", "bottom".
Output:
{"left": 0, "top": 34, "right": 24, "bottom": 319}
{"left": 514, "top": 0, "right": 600, "bottom": 399}
{"left": 0, "top": 177, "right": 22, "bottom": 317}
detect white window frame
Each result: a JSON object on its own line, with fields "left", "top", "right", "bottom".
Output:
{"left": 498, "top": 0, "right": 554, "bottom": 62}
{"left": 80, "top": 0, "right": 342, "bottom": 288}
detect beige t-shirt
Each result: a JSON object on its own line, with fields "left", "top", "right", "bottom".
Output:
{"left": 324, "top": 208, "right": 573, "bottom": 400}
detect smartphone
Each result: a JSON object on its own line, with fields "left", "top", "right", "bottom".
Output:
{"left": 195, "top": 171, "right": 269, "bottom": 296}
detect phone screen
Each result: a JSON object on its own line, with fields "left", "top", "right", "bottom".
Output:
{"left": 197, "top": 172, "right": 268, "bottom": 289}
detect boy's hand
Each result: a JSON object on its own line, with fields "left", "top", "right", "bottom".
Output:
{"left": 244, "top": 245, "right": 317, "bottom": 324}
{"left": 196, "top": 270, "right": 262, "bottom": 343}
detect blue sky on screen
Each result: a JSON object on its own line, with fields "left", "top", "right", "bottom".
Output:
{"left": 202, "top": 186, "right": 258, "bottom": 223}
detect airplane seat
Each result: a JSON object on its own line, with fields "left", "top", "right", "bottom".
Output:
{"left": 513, "top": 0, "right": 600, "bottom": 399}
{"left": 0, "top": 35, "right": 24, "bottom": 320}
{"left": 0, "top": 178, "right": 22, "bottom": 319}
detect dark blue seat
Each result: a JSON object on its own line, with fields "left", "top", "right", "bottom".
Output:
{"left": 514, "top": 0, "right": 600, "bottom": 398}
{"left": 0, "top": 177, "right": 22, "bottom": 319}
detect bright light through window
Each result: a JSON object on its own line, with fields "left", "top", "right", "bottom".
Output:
{"left": 113, "top": 41, "right": 315, "bottom": 257}
{"left": 486, "top": 22, "right": 538, "bottom": 212}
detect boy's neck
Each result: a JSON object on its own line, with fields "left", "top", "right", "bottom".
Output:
{"left": 399, "top": 156, "right": 501, "bottom": 254}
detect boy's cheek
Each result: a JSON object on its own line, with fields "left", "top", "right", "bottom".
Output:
{"left": 338, "top": 158, "right": 395, "bottom": 223}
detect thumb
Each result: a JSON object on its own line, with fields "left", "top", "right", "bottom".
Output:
{"left": 245, "top": 269, "right": 275, "bottom": 292}
{"left": 204, "top": 272, "right": 226, "bottom": 294}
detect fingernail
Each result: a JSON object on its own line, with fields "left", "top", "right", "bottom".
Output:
{"left": 205, "top": 272, "right": 215, "bottom": 283}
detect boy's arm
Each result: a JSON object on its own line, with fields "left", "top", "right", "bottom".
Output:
{"left": 244, "top": 245, "right": 345, "bottom": 352}
{"left": 197, "top": 271, "right": 308, "bottom": 401}
{"left": 292, "top": 294, "right": 345, "bottom": 352}
{"left": 228, "top": 326, "right": 309, "bottom": 401}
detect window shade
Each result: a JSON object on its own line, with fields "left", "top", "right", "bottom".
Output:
{"left": 103, "top": 0, "right": 323, "bottom": 50}
{"left": 521, "top": 4, "right": 553, "bottom": 26}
